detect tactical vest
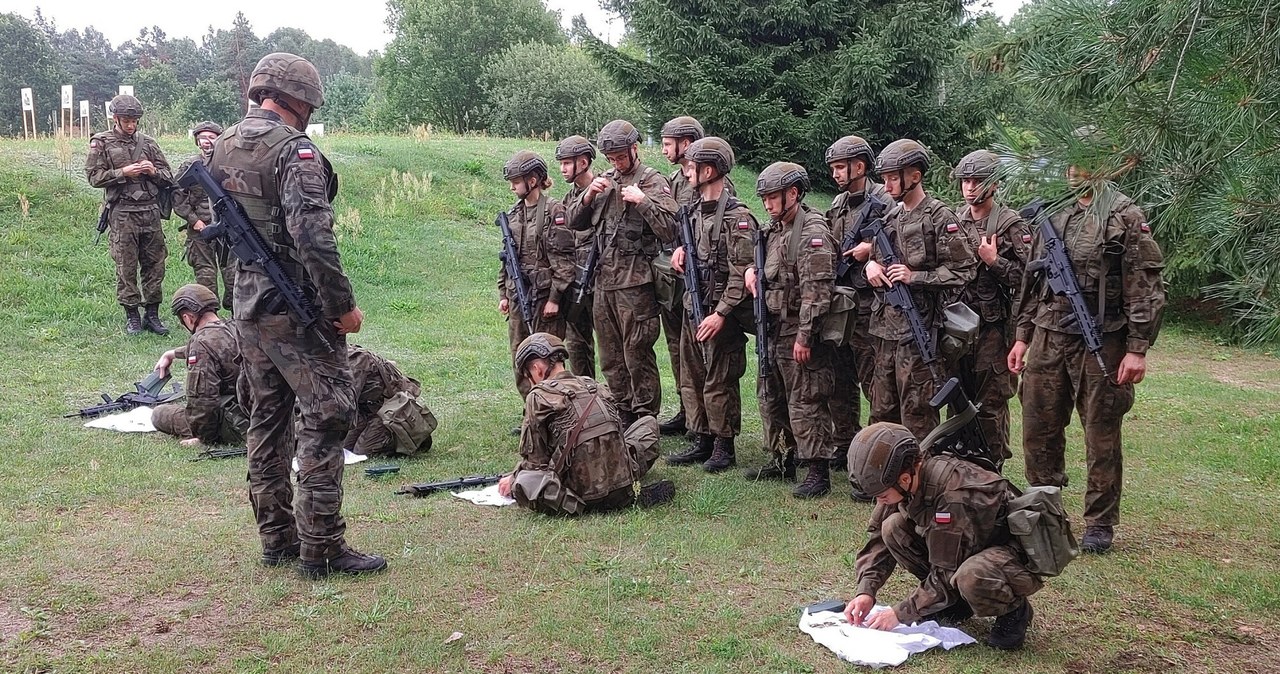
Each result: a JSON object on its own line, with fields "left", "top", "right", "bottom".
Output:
{"left": 93, "top": 130, "right": 160, "bottom": 209}
{"left": 764, "top": 205, "right": 827, "bottom": 324}
{"left": 601, "top": 166, "right": 661, "bottom": 259}
{"left": 960, "top": 204, "right": 1020, "bottom": 323}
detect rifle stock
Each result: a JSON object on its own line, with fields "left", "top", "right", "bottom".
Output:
{"left": 753, "top": 226, "right": 771, "bottom": 382}
{"left": 835, "top": 196, "right": 889, "bottom": 279}
{"left": 396, "top": 474, "right": 503, "bottom": 497}
{"left": 679, "top": 206, "right": 709, "bottom": 364}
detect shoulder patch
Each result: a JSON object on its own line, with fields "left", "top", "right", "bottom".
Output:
{"left": 945, "top": 222, "right": 959, "bottom": 233}
{"left": 554, "top": 214, "right": 565, "bottom": 225}
{"left": 934, "top": 511, "right": 952, "bottom": 524}
{"left": 1140, "top": 223, "right": 1151, "bottom": 233}
{"left": 1022, "top": 233, "right": 1032, "bottom": 243}
{"left": 810, "top": 237, "right": 824, "bottom": 247}
{"left": 296, "top": 144, "right": 316, "bottom": 160}
{"left": 661, "top": 184, "right": 671, "bottom": 195}
{"left": 737, "top": 220, "right": 751, "bottom": 230}
{"left": 89, "top": 139, "right": 103, "bottom": 150}
{"left": 187, "top": 355, "right": 198, "bottom": 366}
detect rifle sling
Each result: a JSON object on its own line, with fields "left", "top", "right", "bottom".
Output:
{"left": 554, "top": 391, "right": 600, "bottom": 474}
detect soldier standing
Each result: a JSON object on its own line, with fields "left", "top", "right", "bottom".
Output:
{"left": 554, "top": 135, "right": 599, "bottom": 377}
{"left": 1009, "top": 152, "right": 1166, "bottom": 554}
{"left": 173, "top": 121, "right": 236, "bottom": 310}
{"left": 499, "top": 150, "right": 576, "bottom": 395}
{"left": 865, "top": 139, "right": 978, "bottom": 441}
{"left": 662, "top": 138, "right": 757, "bottom": 472}
{"left": 953, "top": 150, "right": 1031, "bottom": 462}
{"left": 566, "top": 120, "right": 679, "bottom": 426}
{"left": 743, "top": 163, "right": 837, "bottom": 498}
{"left": 85, "top": 94, "right": 173, "bottom": 335}
{"left": 213, "top": 52, "right": 384, "bottom": 577}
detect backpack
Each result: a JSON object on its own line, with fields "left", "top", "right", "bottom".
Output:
{"left": 1005, "top": 485, "right": 1079, "bottom": 577}
{"left": 377, "top": 391, "right": 438, "bottom": 456}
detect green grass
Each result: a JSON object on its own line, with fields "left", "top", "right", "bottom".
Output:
{"left": 1, "top": 133, "right": 1278, "bottom": 673}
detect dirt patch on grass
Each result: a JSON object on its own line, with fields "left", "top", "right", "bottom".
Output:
{"left": 91, "top": 583, "right": 233, "bottom": 649}
{"left": 1154, "top": 347, "right": 1280, "bottom": 393}
{"left": 0, "top": 602, "right": 35, "bottom": 644}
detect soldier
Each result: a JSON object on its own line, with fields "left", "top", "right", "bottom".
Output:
{"left": 213, "top": 52, "right": 384, "bottom": 578}
{"left": 554, "top": 135, "right": 598, "bottom": 377}
{"left": 173, "top": 121, "right": 236, "bottom": 310}
{"left": 825, "top": 135, "right": 892, "bottom": 496}
{"left": 1008, "top": 149, "right": 1166, "bottom": 554}
{"left": 662, "top": 138, "right": 757, "bottom": 472}
{"left": 743, "top": 163, "right": 837, "bottom": 498}
{"left": 865, "top": 139, "right": 978, "bottom": 441}
{"left": 151, "top": 284, "right": 247, "bottom": 446}
{"left": 499, "top": 150, "right": 576, "bottom": 395}
{"left": 85, "top": 94, "right": 174, "bottom": 335}
{"left": 566, "top": 120, "right": 679, "bottom": 425}
{"left": 845, "top": 423, "right": 1043, "bottom": 651}
{"left": 342, "top": 345, "right": 436, "bottom": 457}
{"left": 496, "top": 333, "right": 673, "bottom": 515}
{"left": 953, "top": 150, "right": 1031, "bottom": 462}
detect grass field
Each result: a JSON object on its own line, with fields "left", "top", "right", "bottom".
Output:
{"left": 0, "top": 132, "right": 1277, "bottom": 674}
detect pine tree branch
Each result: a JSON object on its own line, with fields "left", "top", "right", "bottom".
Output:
{"left": 1167, "top": 0, "right": 1203, "bottom": 103}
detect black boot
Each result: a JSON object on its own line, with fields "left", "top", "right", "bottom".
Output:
{"left": 666, "top": 433, "right": 714, "bottom": 466}
{"left": 638, "top": 479, "right": 676, "bottom": 508}
{"left": 619, "top": 409, "right": 638, "bottom": 428}
{"left": 987, "top": 599, "right": 1033, "bottom": 650}
{"left": 142, "top": 303, "right": 169, "bottom": 335}
{"left": 744, "top": 453, "right": 797, "bottom": 481}
{"left": 702, "top": 437, "right": 736, "bottom": 473}
{"left": 123, "top": 306, "right": 143, "bottom": 336}
{"left": 792, "top": 460, "right": 832, "bottom": 499}
{"left": 261, "top": 543, "right": 301, "bottom": 568}
{"left": 659, "top": 408, "right": 687, "bottom": 435}
{"left": 1081, "top": 525, "right": 1114, "bottom": 554}
{"left": 298, "top": 545, "right": 388, "bottom": 579}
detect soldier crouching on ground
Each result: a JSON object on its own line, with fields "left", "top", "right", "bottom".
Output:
{"left": 343, "top": 345, "right": 437, "bottom": 457}
{"left": 497, "top": 333, "right": 674, "bottom": 515}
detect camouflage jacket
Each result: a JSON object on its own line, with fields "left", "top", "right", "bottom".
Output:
{"left": 958, "top": 203, "right": 1032, "bottom": 326}
{"left": 826, "top": 180, "right": 891, "bottom": 313}
{"left": 760, "top": 203, "right": 836, "bottom": 346}
{"left": 682, "top": 193, "right": 758, "bottom": 318}
{"left": 211, "top": 108, "right": 355, "bottom": 321}
{"left": 668, "top": 167, "right": 736, "bottom": 211}
{"left": 565, "top": 162, "right": 679, "bottom": 291}
{"left": 182, "top": 320, "right": 247, "bottom": 444}
{"left": 514, "top": 370, "right": 638, "bottom": 502}
{"left": 172, "top": 153, "right": 213, "bottom": 229}
{"left": 855, "top": 455, "right": 1016, "bottom": 624}
{"left": 563, "top": 182, "right": 599, "bottom": 274}
{"left": 498, "top": 194, "right": 576, "bottom": 307}
{"left": 85, "top": 128, "right": 173, "bottom": 213}
{"left": 1014, "top": 190, "right": 1166, "bottom": 354}
{"left": 869, "top": 195, "right": 978, "bottom": 341}
{"left": 343, "top": 345, "right": 421, "bottom": 448}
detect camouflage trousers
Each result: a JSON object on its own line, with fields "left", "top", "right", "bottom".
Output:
{"left": 759, "top": 333, "right": 835, "bottom": 462}
{"left": 108, "top": 209, "right": 166, "bottom": 307}
{"left": 514, "top": 416, "right": 660, "bottom": 516}
{"left": 151, "top": 402, "right": 247, "bottom": 445}
{"left": 185, "top": 230, "right": 236, "bottom": 310}
{"left": 963, "top": 323, "right": 1017, "bottom": 461}
{"left": 871, "top": 336, "right": 939, "bottom": 443}
{"left": 882, "top": 511, "right": 1042, "bottom": 618}
{"left": 238, "top": 315, "right": 356, "bottom": 562}
{"left": 565, "top": 295, "right": 597, "bottom": 378}
{"left": 508, "top": 297, "right": 567, "bottom": 397}
{"left": 660, "top": 300, "right": 685, "bottom": 413}
{"left": 830, "top": 320, "right": 877, "bottom": 452}
{"left": 1021, "top": 329, "right": 1134, "bottom": 527}
{"left": 342, "top": 412, "right": 396, "bottom": 456}
{"left": 678, "top": 311, "right": 747, "bottom": 437}
{"left": 594, "top": 284, "right": 662, "bottom": 417}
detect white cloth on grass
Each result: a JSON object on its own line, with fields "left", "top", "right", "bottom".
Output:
{"left": 83, "top": 406, "right": 157, "bottom": 433}
{"left": 451, "top": 483, "right": 516, "bottom": 507}
{"left": 799, "top": 606, "right": 976, "bottom": 668}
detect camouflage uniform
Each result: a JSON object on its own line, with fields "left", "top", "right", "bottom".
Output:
{"left": 658, "top": 166, "right": 700, "bottom": 422}
{"left": 342, "top": 345, "right": 424, "bottom": 456}
{"left": 562, "top": 181, "right": 597, "bottom": 377}
{"left": 85, "top": 127, "right": 172, "bottom": 308}
{"left": 173, "top": 154, "right": 236, "bottom": 308}
{"left": 151, "top": 319, "right": 248, "bottom": 444}
{"left": 510, "top": 370, "right": 660, "bottom": 515}
{"left": 1015, "top": 190, "right": 1165, "bottom": 529}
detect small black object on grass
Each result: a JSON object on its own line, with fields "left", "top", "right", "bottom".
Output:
{"left": 365, "top": 465, "right": 401, "bottom": 478}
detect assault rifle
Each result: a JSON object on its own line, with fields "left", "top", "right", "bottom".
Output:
{"left": 177, "top": 161, "right": 332, "bottom": 352}
{"left": 835, "top": 195, "right": 890, "bottom": 279}
{"left": 497, "top": 211, "right": 536, "bottom": 334}
{"left": 94, "top": 205, "right": 111, "bottom": 244}
{"left": 397, "top": 474, "right": 503, "bottom": 497}
{"left": 753, "top": 227, "right": 771, "bottom": 381}
{"left": 865, "top": 219, "right": 943, "bottom": 384}
{"left": 678, "top": 205, "right": 709, "bottom": 364}
{"left": 566, "top": 240, "right": 599, "bottom": 322}
{"left": 66, "top": 371, "right": 184, "bottom": 418}
{"left": 1021, "top": 198, "right": 1112, "bottom": 382}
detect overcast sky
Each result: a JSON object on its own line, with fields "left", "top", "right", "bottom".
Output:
{"left": 8, "top": 0, "right": 1028, "bottom": 54}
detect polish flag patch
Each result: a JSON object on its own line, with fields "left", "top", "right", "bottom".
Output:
{"left": 297, "top": 146, "right": 315, "bottom": 160}
{"left": 810, "top": 238, "right": 824, "bottom": 247}
{"left": 554, "top": 215, "right": 565, "bottom": 225}
{"left": 945, "top": 223, "right": 959, "bottom": 233}
{"left": 738, "top": 220, "right": 751, "bottom": 230}
{"left": 1022, "top": 233, "right": 1033, "bottom": 243}
{"left": 1140, "top": 223, "right": 1151, "bottom": 233}
{"left": 90, "top": 139, "right": 103, "bottom": 150}
{"left": 934, "top": 512, "right": 952, "bottom": 524}
{"left": 662, "top": 185, "right": 671, "bottom": 194}
{"left": 187, "top": 355, "right": 198, "bottom": 366}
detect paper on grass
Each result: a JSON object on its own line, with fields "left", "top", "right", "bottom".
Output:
{"left": 83, "top": 406, "right": 157, "bottom": 433}
{"left": 451, "top": 483, "right": 516, "bottom": 507}
{"left": 799, "top": 606, "right": 976, "bottom": 668}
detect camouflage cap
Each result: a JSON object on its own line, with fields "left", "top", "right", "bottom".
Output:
{"left": 597, "top": 120, "right": 640, "bottom": 154}
{"left": 248, "top": 52, "right": 325, "bottom": 109}
{"left": 755, "top": 161, "right": 810, "bottom": 196}
{"left": 110, "top": 94, "right": 144, "bottom": 118}
{"left": 951, "top": 149, "right": 1000, "bottom": 180}
{"left": 660, "top": 116, "right": 704, "bottom": 141}
{"left": 192, "top": 121, "right": 224, "bottom": 138}
{"left": 514, "top": 332, "right": 569, "bottom": 372}
{"left": 503, "top": 150, "right": 548, "bottom": 180}
{"left": 876, "top": 139, "right": 931, "bottom": 174}
{"left": 555, "top": 135, "right": 596, "bottom": 161}
{"left": 847, "top": 422, "right": 920, "bottom": 496}
{"left": 171, "top": 283, "right": 220, "bottom": 316}
{"left": 825, "top": 135, "right": 874, "bottom": 166}
{"left": 683, "top": 136, "right": 734, "bottom": 176}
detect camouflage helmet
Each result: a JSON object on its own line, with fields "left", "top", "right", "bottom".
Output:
{"left": 876, "top": 139, "right": 931, "bottom": 174}
{"left": 248, "top": 52, "right": 325, "bottom": 109}
{"left": 597, "top": 120, "right": 640, "bottom": 154}
{"left": 825, "top": 135, "right": 874, "bottom": 167}
{"left": 555, "top": 135, "right": 596, "bottom": 161}
{"left": 110, "top": 94, "right": 144, "bottom": 118}
{"left": 847, "top": 422, "right": 921, "bottom": 496}
{"left": 170, "top": 283, "right": 220, "bottom": 317}
{"left": 660, "top": 116, "right": 704, "bottom": 141}
{"left": 683, "top": 137, "right": 734, "bottom": 176}
{"left": 951, "top": 149, "right": 1000, "bottom": 180}
{"left": 503, "top": 150, "right": 548, "bottom": 181}
{"left": 755, "top": 161, "right": 810, "bottom": 196}
{"left": 514, "top": 332, "right": 569, "bottom": 372}
{"left": 192, "top": 121, "right": 224, "bottom": 138}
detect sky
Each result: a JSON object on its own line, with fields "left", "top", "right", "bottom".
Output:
{"left": 6, "top": 0, "right": 1029, "bottom": 54}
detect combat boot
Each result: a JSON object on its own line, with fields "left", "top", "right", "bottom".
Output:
{"left": 830, "top": 446, "right": 849, "bottom": 472}
{"left": 987, "top": 599, "right": 1033, "bottom": 650}
{"left": 619, "top": 409, "right": 638, "bottom": 428}
{"left": 123, "top": 306, "right": 143, "bottom": 336}
{"left": 142, "top": 304, "right": 169, "bottom": 335}
{"left": 1081, "top": 525, "right": 1114, "bottom": 554}
{"left": 261, "top": 543, "right": 301, "bottom": 568}
{"left": 792, "top": 460, "right": 832, "bottom": 499}
{"left": 666, "top": 433, "right": 713, "bottom": 466}
{"left": 849, "top": 486, "right": 874, "bottom": 503}
{"left": 744, "top": 453, "right": 796, "bottom": 482}
{"left": 298, "top": 545, "right": 388, "bottom": 579}
{"left": 702, "top": 437, "right": 736, "bottom": 473}
{"left": 659, "top": 408, "right": 687, "bottom": 435}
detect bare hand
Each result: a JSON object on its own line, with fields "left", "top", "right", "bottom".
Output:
{"left": 978, "top": 234, "right": 1000, "bottom": 266}
{"left": 696, "top": 313, "right": 724, "bottom": 342}
{"left": 793, "top": 340, "right": 811, "bottom": 365}
{"left": 543, "top": 299, "right": 560, "bottom": 319}
{"left": 499, "top": 298, "right": 509, "bottom": 315}
{"left": 138, "top": 160, "right": 157, "bottom": 176}
{"left": 154, "top": 350, "right": 176, "bottom": 378}
{"left": 621, "top": 185, "right": 646, "bottom": 205}
{"left": 498, "top": 474, "right": 514, "bottom": 498}
{"left": 334, "top": 306, "right": 364, "bottom": 335}
{"left": 584, "top": 176, "right": 611, "bottom": 203}
{"left": 886, "top": 264, "right": 914, "bottom": 285}
{"left": 192, "top": 219, "right": 206, "bottom": 232}
{"left": 1007, "top": 340, "right": 1028, "bottom": 374}
{"left": 1115, "top": 352, "right": 1147, "bottom": 384}
{"left": 179, "top": 437, "right": 203, "bottom": 448}
{"left": 844, "top": 594, "right": 876, "bottom": 627}
{"left": 121, "top": 163, "right": 146, "bottom": 178}
{"left": 745, "top": 268, "right": 759, "bottom": 297}
{"left": 865, "top": 606, "right": 901, "bottom": 631}
{"left": 851, "top": 241, "right": 873, "bottom": 262}
{"left": 671, "top": 246, "right": 686, "bottom": 273}
{"left": 865, "top": 261, "right": 888, "bottom": 287}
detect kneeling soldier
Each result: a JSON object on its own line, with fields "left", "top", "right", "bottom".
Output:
{"left": 344, "top": 345, "right": 437, "bottom": 457}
